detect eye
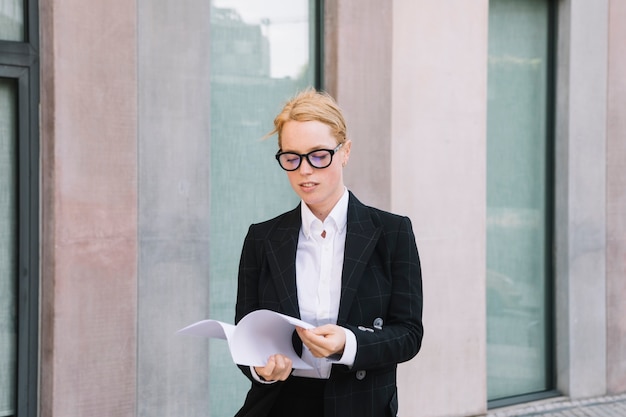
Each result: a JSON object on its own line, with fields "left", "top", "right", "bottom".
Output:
{"left": 309, "top": 151, "right": 330, "bottom": 162}
{"left": 279, "top": 153, "right": 301, "bottom": 167}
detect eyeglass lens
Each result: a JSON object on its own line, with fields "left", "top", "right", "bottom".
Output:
{"left": 278, "top": 149, "right": 333, "bottom": 171}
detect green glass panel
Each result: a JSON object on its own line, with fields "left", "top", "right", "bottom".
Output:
{"left": 486, "top": 0, "right": 551, "bottom": 400}
{"left": 0, "top": 78, "right": 18, "bottom": 416}
{"left": 0, "top": 1, "right": 25, "bottom": 41}
{"left": 209, "top": 1, "right": 316, "bottom": 415}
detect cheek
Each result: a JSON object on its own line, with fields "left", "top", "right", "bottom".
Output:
{"left": 286, "top": 172, "right": 301, "bottom": 188}
{"left": 327, "top": 166, "right": 343, "bottom": 183}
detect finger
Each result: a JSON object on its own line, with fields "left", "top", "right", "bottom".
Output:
{"left": 295, "top": 326, "right": 309, "bottom": 340}
{"left": 271, "top": 354, "right": 292, "bottom": 381}
{"left": 298, "top": 334, "right": 327, "bottom": 357}
{"left": 304, "top": 328, "right": 346, "bottom": 357}
{"left": 309, "top": 324, "right": 335, "bottom": 336}
{"left": 256, "top": 356, "right": 276, "bottom": 380}
{"left": 296, "top": 327, "right": 313, "bottom": 343}
{"left": 274, "top": 354, "right": 286, "bottom": 370}
{"left": 277, "top": 356, "right": 293, "bottom": 380}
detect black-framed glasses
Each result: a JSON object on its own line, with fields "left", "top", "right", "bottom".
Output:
{"left": 275, "top": 142, "right": 343, "bottom": 171}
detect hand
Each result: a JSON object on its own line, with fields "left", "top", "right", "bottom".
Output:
{"left": 296, "top": 324, "right": 346, "bottom": 358}
{"left": 254, "top": 354, "right": 293, "bottom": 382}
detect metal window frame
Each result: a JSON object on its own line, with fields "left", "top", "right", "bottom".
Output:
{"left": 0, "top": 0, "right": 39, "bottom": 416}
{"left": 314, "top": 0, "right": 324, "bottom": 89}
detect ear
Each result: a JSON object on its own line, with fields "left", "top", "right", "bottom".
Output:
{"left": 342, "top": 140, "right": 352, "bottom": 166}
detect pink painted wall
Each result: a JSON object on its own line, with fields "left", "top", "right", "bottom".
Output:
{"left": 40, "top": 0, "right": 138, "bottom": 415}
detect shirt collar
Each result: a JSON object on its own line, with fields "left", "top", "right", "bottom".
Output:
{"left": 301, "top": 188, "right": 349, "bottom": 239}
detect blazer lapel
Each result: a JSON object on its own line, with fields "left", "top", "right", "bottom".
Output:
{"left": 338, "top": 193, "right": 382, "bottom": 325}
{"left": 264, "top": 206, "right": 302, "bottom": 319}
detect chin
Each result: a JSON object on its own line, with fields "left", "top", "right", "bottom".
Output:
{"left": 301, "top": 195, "right": 325, "bottom": 208}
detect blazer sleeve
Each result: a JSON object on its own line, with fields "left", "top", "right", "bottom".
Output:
{"left": 234, "top": 220, "right": 299, "bottom": 387}
{"left": 344, "top": 215, "right": 423, "bottom": 371}
{"left": 235, "top": 224, "right": 261, "bottom": 325}
{"left": 234, "top": 224, "right": 281, "bottom": 388}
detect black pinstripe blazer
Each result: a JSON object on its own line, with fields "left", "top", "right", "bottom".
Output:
{"left": 234, "top": 192, "right": 423, "bottom": 417}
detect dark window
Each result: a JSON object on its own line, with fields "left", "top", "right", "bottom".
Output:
{"left": 0, "top": 0, "right": 39, "bottom": 416}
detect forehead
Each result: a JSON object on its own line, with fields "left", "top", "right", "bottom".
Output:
{"left": 281, "top": 120, "right": 336, "bottom": 151}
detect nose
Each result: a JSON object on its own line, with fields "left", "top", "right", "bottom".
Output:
{"left": 298, "top": 156, "right": 314, "bottom": 174}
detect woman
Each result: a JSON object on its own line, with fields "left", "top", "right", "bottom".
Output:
{"left": 234, "top": 88, "right": 423, "bottom": 417}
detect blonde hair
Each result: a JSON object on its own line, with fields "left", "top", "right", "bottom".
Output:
{"left": 268, "top": 88, "right": 347, "bottom": 149}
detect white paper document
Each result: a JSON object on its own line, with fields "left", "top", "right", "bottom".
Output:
{"left": 177, "top": 309, "right": 315, "bottom": 369}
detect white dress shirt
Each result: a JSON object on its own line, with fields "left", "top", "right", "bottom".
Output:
{"left": 251, "top": 188, "right": 357, "bottom": 382}
{"left": 293, "top": 188, "right": 356, "bottom": 378}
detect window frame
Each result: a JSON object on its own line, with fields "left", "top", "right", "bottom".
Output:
{"left": 314, "top": 0, "right": 324, "bottom": 89}
{"left": 0, "top": 0, "right": 39, "bottom": 416}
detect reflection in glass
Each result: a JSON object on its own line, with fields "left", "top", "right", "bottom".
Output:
{"left": 209, "top": 1, "right": 316, "bottom": 415}
{"left": 0, "top": 1, "right": 25, "bottom": 41}
{"left": 486, "top": 0, "right": 551, "bottom": 401}
{"left": 0, "top": 78, "right": 18, "bottom": 417}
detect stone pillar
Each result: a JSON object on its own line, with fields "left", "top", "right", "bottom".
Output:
{"left": 606, "top": 0, "right": 626, "bottom": 395}
{"left": 40, "top": 0, "right": 138, "bottom": 415}
{"left": 324, "top": 0, "right": 393, "bottom": 211}
{"left": 392, "top": 2, "right": 489, "bottom": 416}
{"left": 555, "top": 0, "right": 608, "bottom": 399}
{"left": 136, "top": 1, "right": 212, "bottom": 415}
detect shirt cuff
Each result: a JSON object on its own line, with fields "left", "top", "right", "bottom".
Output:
{"left": 249, "top": 366, "right": 278, "bottom": 384}
{"left": 328, "top": 327, "right": 356, "bottom": 367}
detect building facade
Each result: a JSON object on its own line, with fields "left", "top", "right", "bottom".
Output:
{"left": 0, "top": 1, "right": 624, "bottom": 416}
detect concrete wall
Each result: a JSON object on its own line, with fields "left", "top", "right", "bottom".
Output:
{"left": 326, "top": 1, "right": 489, "bottom": 416}
{"left": 136, "top": 1, "right": 212, "bottom": 416}
{"left": 555, "top": 0, "right": 608, "bottom": 398}
{"left": 391, "top": 2, "right": 488, "bottom": 416}
{"left": 606, "top": 0, "right": 626, "bottom": 395}
{"left": 325, "top": 0, "right": 393, "bottom": 211}
{"left": 36, "top": 0, "right": 626, "bottom": 416}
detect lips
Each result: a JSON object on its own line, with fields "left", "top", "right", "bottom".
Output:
{"left": 299, "top": 181, "right": 318, "bottom": 191}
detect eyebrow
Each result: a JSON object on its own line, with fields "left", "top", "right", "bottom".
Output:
{"left": 280, "top": 144, "right": 335, "bottom": 153}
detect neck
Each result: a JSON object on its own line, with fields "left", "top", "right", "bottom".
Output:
{"left": 311, "top": 208, "right": 330, "bottom": 222}
{"left": 307, "top": 189, "right": 345, "bottom": 222}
